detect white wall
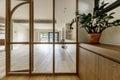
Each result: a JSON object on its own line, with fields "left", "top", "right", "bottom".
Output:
{"left": 13, "top": 23, "right": 29, "bottom": 42}
{"left": 0, "top": 0, "right": 5, "bottom": 40}
{"left": 0, "top": 34, "right": 5, "bottom": 39}
{"left": 34, "top": 29, "right": 53, "bottom": 42}
{"left": 0, "top": 0, "right": 5, "bottom": 18}
{"left": 78, "top": 0, "right": 120, "bottom": 46}
{"left": 55, "top": 0, "right": 76, "bottom": 41}
{"left": 78, "top": 0, "right": 94, "bottom": 42}
{"left": 71, "top": 28, "right": 76, "bottom": 40}
{"left": 100, "top": 7, "right": 120, "bottom": 46}
{"left": 78, "top": 0, "right": 94, "bottom": 13}
{"left": 34, "top": 29, "right": 61, "bottom": 42}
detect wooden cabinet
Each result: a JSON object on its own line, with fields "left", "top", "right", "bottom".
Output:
{"left": 79, "top": 48, "right": 87, "bottom": 80}
{"left": 99, "top": 56, "right": 120, "bottom": 80}
{"left": 79, "top": 44, "right": 120, "bottom": 80}
{"left": 113, "top": 63, "right": 120, "bottom": 80}
{"left": 79, "top": 48, "right": 99, "bottom": 80}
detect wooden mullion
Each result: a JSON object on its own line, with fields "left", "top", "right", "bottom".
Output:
{"left": 31, "top": 73, "right": 77, "bottom": 75}
{"left": 0, "top": 25, "right": 5, "bottom": 27}
{"left": 11, "top": 69, "right": 29, "bottom": 72}
{"left": 6, "top": 0, "right": 11, "bottom": 75}
{"left": 33, "top": 42, "right": 77, "bottom": 44}
{"left": 53, "top": 0, "right": 55, "bottom": 74}
{"left": 10, "top": 42, "right": 30, "bottom": 44}
{"left": 29, "top": 0, "right": 34, "bottom": 75}
{"left": 76, "top": 0, "right": 79, "bottom": 75}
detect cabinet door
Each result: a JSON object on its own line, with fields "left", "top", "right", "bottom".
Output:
{"left": 99, "top": 56, "right": 120, "bottom": 80}
{"left": 79, "top": 48, "right": 87, "bottom": 80}
{"left": 113, "top": 63, "right": 120, "bottom": 80}
{"left": 79, "top": 48, "right": 99, "bottom": 80}
{"left": 85, "top": 49, "right": 99, "bottom": 80}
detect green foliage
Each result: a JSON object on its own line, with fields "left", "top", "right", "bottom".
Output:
{"left": 70, "top": 2, "right": 120, "bottom": 33}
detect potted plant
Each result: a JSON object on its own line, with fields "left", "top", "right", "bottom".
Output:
{"left": 70, "top": 2, "right": 120, "bottom": 43}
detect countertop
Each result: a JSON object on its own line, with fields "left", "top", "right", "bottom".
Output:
{"left": 80, "top": 43, "right": 120, "bottom": 64}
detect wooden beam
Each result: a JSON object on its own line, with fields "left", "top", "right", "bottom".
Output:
{"left": 0, "top": 28, "right": 5, "bottom": 31}
{"left": 0, "top": 24, "right": 5, "bottom": 27}
{"left": 13, "top": 19, "right": 56, "bottom": 23}
{"left": 11, "top": 69, "right": 29, "bottom": 72}
{"left": 96, "top": 0, "right": 120, "bottom": 13}
{"left": 18, "top": 0, "right": 29, "bottom": 1}
{"left": 0, "top": 17, "right": 5, "bottom": 23}
{"left": 94, "top": 0, "right": 99, "bottom": 11}
{"left": 103, "top": 0, "right": 120, "bottom": 12}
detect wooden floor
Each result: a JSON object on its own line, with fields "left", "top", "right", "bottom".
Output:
{"left": 0, "top": 49, "right": 5, "bottom": 79}
{"left": 0, "top": 44, "right": 76, "bottom": 79}
{"left": 0, "top": 75, "right": 80, "bottom": 80}
{"left": 10, "top": 44, "right": 76, "bottom": 73}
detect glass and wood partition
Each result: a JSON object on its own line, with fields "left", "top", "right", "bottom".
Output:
{"left": 6, "top": 0, "right": 78, "bottom": 75}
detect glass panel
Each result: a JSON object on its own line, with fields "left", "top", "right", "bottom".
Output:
{"left": 48, "top": 32, "right": 59, "bottom": 42}
{"left": 10, "top": 44, "right": 29, "bottom": 72}
{"left": 11, "top": 4, "right": 29, "bottom": 42}
{"left": 11, "top": 0, "right": 26, "bottom": 11}
{"left": 55, "top": 44, "right": 76, "bottom": 73}
{"left": 34, "top": 0, "right": 53, "bottom": 42}
{"left": 0, "top": 33, "right": 5, "bottom": 39}
{"left": 34, "top": 24, "right": 53, "bottom": 42}
{"left": 0, "top": 50, "right": 5, "bottom": 76}
{"left": 55, "top": 0, "right": 76, "bottom": 42}
{"left": 33, "top": 44, "right": 53, "bottom": 73}
{"left": 0, "top": 24, "right": 5, "bottom": 38}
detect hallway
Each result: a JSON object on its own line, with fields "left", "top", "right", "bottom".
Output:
{"left": 0, "top": 44, "right": 76, "bottom": 76}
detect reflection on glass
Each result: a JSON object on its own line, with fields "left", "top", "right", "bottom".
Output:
{"left": 34, "top": 0, "right": 53, "bottom": 42}
{"left": 10, "top": 44, "right": 29, "bottom": 72}
{"left": 55, "top": 0, "right": 76, "bottom": 42}
{"left": 11, "top": 0, "right": 25, "bottom": 10}
{"left": 49, "top": 32, "right": 59, "bottom": 42}
{"left": 55, "top": 44, "right": 76, "bottom": 73}
{"left": 11, "top": 23, "right": 29, "bottom": 42}
{"left": 34, "top": 24, "right": 53, "bottom": 42}
{"left": 33, "top": 44, "right": 53, "bottom": 73}
{"left": 40, "top": 32, "right": 49, "bottom": 42}
{"left": 11, "top": 3, "right": 29, "bottom": 42}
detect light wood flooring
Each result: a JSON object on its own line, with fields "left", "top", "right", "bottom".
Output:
{"left": 10, "top": 44, "right": 76, "bottom": 73}
{"left": 0, "top": 75, "right": 80, "bottom": 80}
{"left": 0, "top": 44, "right": 76, "bottom": 79}
{"left": 0, "top": 50, "right": 5, "bottom": 79}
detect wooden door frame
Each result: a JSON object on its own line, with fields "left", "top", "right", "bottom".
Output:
{"left": 6, "top": 0, "right": 78, "bottom": 76}
{"left": 6, "top": 0, "right": 31, "bottom": 75}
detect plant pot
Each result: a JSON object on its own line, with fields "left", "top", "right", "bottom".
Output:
{"left": 88, "top": 33, "right": 101, "bottom": 43}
